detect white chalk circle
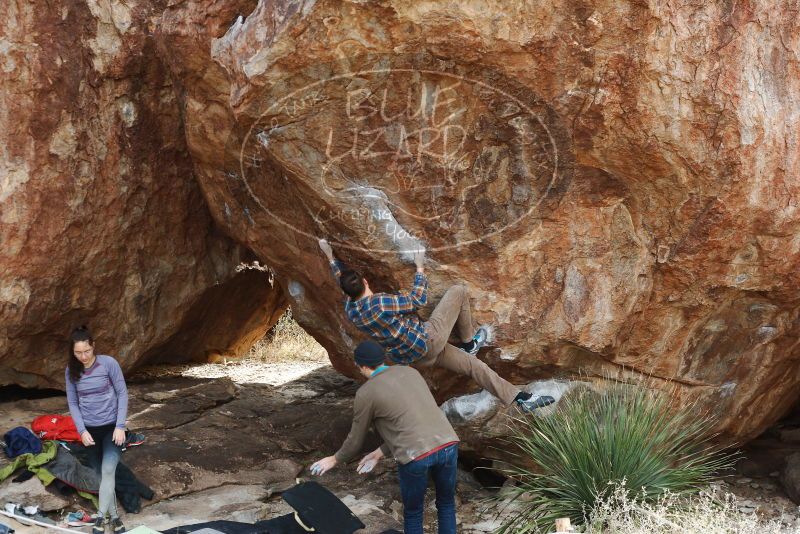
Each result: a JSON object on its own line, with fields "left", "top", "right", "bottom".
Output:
{"left": 235, "top": 58, "right": 570, "bottom": 255}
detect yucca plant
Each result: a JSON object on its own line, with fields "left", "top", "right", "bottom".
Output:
{"left": 492, "top": 382, "right": 737, "bottom": 533}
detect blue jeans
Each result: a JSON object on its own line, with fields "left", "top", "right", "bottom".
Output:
{"left": 84, "top": 424, "right": 122, "bottom": 517}
{"left": 397, "top": 443, "right": 458, "bottom": 534}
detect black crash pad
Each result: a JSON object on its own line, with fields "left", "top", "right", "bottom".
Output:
{"left": 254, "top": 514, "right": 307, "bottom": 534}
{"left": 282, "top": 481, "right": 365, "bottom": 534}
{"left": 161, "top": 520, "right": 268, "bottom": 534}
{"left": 161, "top": 481, "right": 367, "bottom": 534}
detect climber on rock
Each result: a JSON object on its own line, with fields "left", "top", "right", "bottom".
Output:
{"left": 318, "top": 239, "right": 554, "bottom": 412}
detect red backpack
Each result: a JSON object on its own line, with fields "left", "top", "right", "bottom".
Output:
{"left": 31, "top": 414, "right": 81, "bottom": 441}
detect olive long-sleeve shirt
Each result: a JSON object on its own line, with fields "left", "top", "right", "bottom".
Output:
{"left": 334, "top": 365, "right": 459, "bottom": 465}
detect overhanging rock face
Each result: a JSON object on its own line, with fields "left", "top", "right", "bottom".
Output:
{"left": 190, "top": 0, "right": 800, "bottom": 441}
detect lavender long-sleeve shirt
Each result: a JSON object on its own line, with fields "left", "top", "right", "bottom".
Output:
{"left": 65, "top": 355, "right": 128, "bottom": 434}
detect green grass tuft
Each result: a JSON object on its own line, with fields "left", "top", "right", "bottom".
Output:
{"left": 493, "top": 382, "right": 737, "bottom": 533}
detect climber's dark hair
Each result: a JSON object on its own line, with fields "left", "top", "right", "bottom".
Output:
{"left": 67, "top": 325, "right": 94, "bottom": 383}
{"left": 339, "top": 268, "right": 366, "bottom": 299}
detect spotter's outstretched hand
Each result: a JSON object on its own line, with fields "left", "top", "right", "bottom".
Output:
{"left": 310, "top": 455, "right": 337, "bottom": 476}
{"left": 356, "top": 447, "right": 384, "bottom": 474}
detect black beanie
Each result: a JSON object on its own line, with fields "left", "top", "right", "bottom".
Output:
{"left": 354, "top": 341, "right": 386, "bottom": 367}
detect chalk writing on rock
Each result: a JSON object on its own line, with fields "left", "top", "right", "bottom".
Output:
{"left": 232, "top": 54, "right": 572, "bottom": 254}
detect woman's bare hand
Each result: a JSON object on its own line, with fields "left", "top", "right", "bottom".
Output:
{"left": 112, "top": 428, "right": 126, "bottom": 447}
{"left": 81, "top": 431, "right": 95, "bottom": 447}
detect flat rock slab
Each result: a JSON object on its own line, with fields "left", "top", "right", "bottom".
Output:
{"left": 0, "top": 366, "right": 407, "bottom": 532}
{"left": 1, "top": 477, "right": 71, "bottom": 512}
{"left": 130, "top": 484, "right": 286, "bottom": 530}
{"left": 131, "top": 379, "right": 238, "bottom": 431}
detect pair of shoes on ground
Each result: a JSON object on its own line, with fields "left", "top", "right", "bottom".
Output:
{"left": 91, "top": 514, "right": 125, "bottom": 533}
{"left": 65, "top": 509, "right": 93, "bottom": 526}
{"left": 5, "top": 503, "right": 55, "bottom": 525}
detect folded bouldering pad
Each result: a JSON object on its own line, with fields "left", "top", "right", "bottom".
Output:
{"left": 254, "top": 514, "right": 306, "bottom": 534}
{"left": 161, "top": 520, "right": 265, "bottom": 534}
{"left": 281, "top": 481, "right": 364, "bottom": 534}
{"left": 162, "top": 481, "right": 366, "bottom": 534}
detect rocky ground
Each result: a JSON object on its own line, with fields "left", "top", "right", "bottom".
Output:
{"left": 0, "top": 360, "right": 505, "bottom": 534}
{"left": 2, "top": 359, "right": 799, "bottom": 533}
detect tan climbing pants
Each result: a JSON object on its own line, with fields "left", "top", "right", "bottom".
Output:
{"left": 415, "top": 284, "right": 520, "bottom": 406}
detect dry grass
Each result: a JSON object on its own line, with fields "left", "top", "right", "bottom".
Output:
{"left": 247, "top": 308, "right": 328, "bottom": 364}
{"left": 486, "top": 484, "right": 798, "bottom": 534}
{"left": 133, "top": 309, "right": 329, "bottom": 386}
{"left": 582, "top": 484, "right": 797, "bottom": 534}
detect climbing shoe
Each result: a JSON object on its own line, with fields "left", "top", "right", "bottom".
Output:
{"left": 91, "top": 515, "right": 106, "bottom": 534}
{"left": 110, "top": 516, "right": 126, "bottom": 534}
{"left": 516, "top": 394, "right": 556, "bottom": 412}
{"left": 462, "top": 326, "right": 489, "bottom": 356}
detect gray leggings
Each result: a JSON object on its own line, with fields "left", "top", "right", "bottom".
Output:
{"left": 84, "top": 425, "right": 122, "bottom": 517}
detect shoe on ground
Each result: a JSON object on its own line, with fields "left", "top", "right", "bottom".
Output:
{"left": 121, "top": 432, "right": 145, "bottom": 452}
{"left": 110, "top": 516, "right": 126, "bottom": 534}
{"left": 66, "top": 510, "right": 93, "bottom": 526}
{"left": 465, "top": 326, "right": 489, "bottom": 356}
{"left": 91, "top": 515, "right": 106, "bottom": 534}
{"left": 22, "top": 508, "right": 55, "bottom": 526}
{"left": 125, "top": 432, "right": 145, "bottom": 447}
{"left": 516, "top": 395, "right": 556, "bottom": 412}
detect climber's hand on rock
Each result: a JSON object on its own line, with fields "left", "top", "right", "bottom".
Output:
{"left": 310, "top": 456, "right": 337, "bottom": 476}
{"left": 318, "top": 239, "right": 334, "bottom": 261}
{"left": 413, "top": 247, "right": 425, "bottom": 272}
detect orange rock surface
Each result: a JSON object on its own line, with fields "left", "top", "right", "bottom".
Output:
{"left": 2, "top": 0, "right": 799, "bottom": 441}
{"left": 0, "top": 1, "right": 285, "bottom": 388}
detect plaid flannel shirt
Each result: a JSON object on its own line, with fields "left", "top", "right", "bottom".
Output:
{"left": 330, "top": 260, "right": 429, "bottom": 363}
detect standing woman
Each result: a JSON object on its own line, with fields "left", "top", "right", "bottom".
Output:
{"left": 65, "top": 325, "right": 128, "bottom": 534}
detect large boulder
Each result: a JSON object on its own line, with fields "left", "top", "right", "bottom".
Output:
{"left": 0, "top": 1, "right": 286, "bottom": 388}
{"left": 184, "top": 0, "right": 797, "bottom": 441}
{"left": 2, "top": 0, "right": 799, "bottom": 446}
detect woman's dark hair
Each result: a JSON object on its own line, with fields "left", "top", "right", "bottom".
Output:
{"left": 67, "top": 325, "right": 94, "bottom": 383}
{"left": 339, "top": 269, "right": 366, "bottom": 299}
